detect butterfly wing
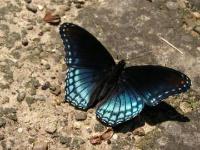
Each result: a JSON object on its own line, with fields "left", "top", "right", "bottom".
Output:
{"left": 60, "top": 23, "right": 115, "bottom": 69}
{"left": 96, "top": 65, "right": 191, "bottom": 126}
{"left": 123, "top": 65, "right": 191, "bottom": 106}
{"left": 96, "top": 79, "right": 144, "bottom": 126}
{"left": 60, "top": 23, "right": 115, "bottom": 109}
{"left": 65, "top": 67, "right": 102, "bottom": 109}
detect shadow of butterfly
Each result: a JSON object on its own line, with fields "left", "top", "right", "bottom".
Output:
{"left": 59, "top": 23, "right": 191, "bottom": 127}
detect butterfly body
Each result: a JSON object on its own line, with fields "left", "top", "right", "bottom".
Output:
{"left": 88, "top": 60, "right": 126, "bottom": 108}
{"left": 59, "top": 23, "right": 191, "bottom": 127}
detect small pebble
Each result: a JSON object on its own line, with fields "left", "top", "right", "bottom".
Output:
{"left": 27, "top": 25, "right": 33, "bottom": 30}
{"left": 133, "top": 128, "right": 145, "bottom": 136}
{"left": 28, "top": 138, "right": 35, "bottom": 144}
{"left": 166, "top": 1, "right": 178, "bottom": 10}
{"left": 45, "top": 122, "right": 57, "bottom": 134}
{"left": 22, "top": 38, "right": 28, "bottom": 46}
{"left": 86, "top": 127, "right": 92, "bottom": 133}
{"left": 71, "top": 137, "right": 85, "bottom": 149}
{"left": 179, "top": 102, "right": 192, "bottom": 113}
{"left": 112, "top": 134, "right": 118, "bottom": 140}
{"left": 33, "top": 79, "right": 40, "bottom": 89}
{"left": 107, "top": 139, "right": 111, "bottom": 144}
{"left": 3, "top": 107, "right": 16, "bottom": 114}
{"left": 73, "top": 0, "right": 85, "bottom": 4}
{"left": 24, "top": 0, "right": 32, "bottom": 3}
{"left": 60, "top": 136, "right": 72, "bottom": 147}
{"left": 94, "top": 123, "right": 105, "bottom": 132}
{"left": 6, "top": 113, "right": 17, "bottom": 121}
{"left": 51, "top": 76, "right": 56, "bottom": 79}
{"left": 37, "top": 5, "right": 44, "bottom": 11}
{"left": 73, "top": 122, "right": 81, "bottom": 129}
{"left": 0, "top": 118, "right": 6, "bottom": 128}
{"left": 30, "top": 88, "right": 36, "bottom": 96}
{"left": 50, "top": 85, "right": 61, "bottom": 96}
{"left": 33, "top": 142, "right": 48, "bottom": 150}
{"left": 156, "top": 136, "right": 169, "bottom": 146}
{"left": 51, "top": 132, "right": 60, "bottom": 139}
{"left": 41, "top": 82, "right": 50, "bottom": 90}
{"left": 0, "top": 134, "right": 4, "bottom": 140}
{"left": 17, "top": 91, "right": 26, "bottom": 102}
{"left": 45, "top": 64, "right": 51, "bottom": 70}
{"left": 49, "top": 85, "right": 56, "bottom": 91}
{"left": 2, "top": 97, "right": 9, "bottom": 104}
{"left": 38, "top": 31, "right": 43, "bottom": 36}
{"left": 193, "top": 25, "right": 200, "bottom": 34}
{"left": 75, "top": 112, "right": 87, "bottom": 121}
{"left": 18, "top": 128, "right": 23, "bottom": 133}
{"left": 26, "top": 97, "right": 35, "bottom": 106}
{"left": 26, "top": 4, "right": 37, "bottom": 13}
{"left": 75, "top": 3, "right": 82, "bottom": 9}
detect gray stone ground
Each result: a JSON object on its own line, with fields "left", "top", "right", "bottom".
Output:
{"left": 0, "top": 0, "right": 200, "bottom": 149}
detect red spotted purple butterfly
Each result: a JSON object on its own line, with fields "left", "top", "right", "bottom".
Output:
{"left": 59, "top": 23, "right": 191, "bottom": 127}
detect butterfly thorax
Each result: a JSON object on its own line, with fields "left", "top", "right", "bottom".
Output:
{"left": 112, "top": 60, "right": 126, "bottom": 77}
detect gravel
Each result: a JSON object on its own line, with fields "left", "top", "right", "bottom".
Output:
{"left": 17, "top": 91, "right": 26, "bottom": 102}
{"left": 44, "top": 64, "right": 51, "bottom": 70}
{"left": 50, "top": 85, "right": 61, "bottom": 96}
{"left": 71, "top": 137, "right": 85, "bottom": 149}
{"left": 6, "top": 113, "right": 18, "bottom": 121}
{"left": 2, "top": 97, "right": 9, "bottom": 104}
{"left": 75, "top": 112, "right": 87, "bottom": 121}
{"left": 133, "top": 128, "right": 145, "bottom": 136}
{"left": 24, "top": 0, "right": 32, "bottom": 3}
{"left": 60, "top": 136, "right": 72, "bottom": 147}
{"left": 26, "top": 4, "right": 37, "bottom": 13}
{"left": 179, "top": 102, "right": 192, "bottom": 113}
{"left": 166, "top": 1, "right": 179, "bottom": 10}
{"left": 22, "top": 38, "right": 29, "bottom": 46}
{"left": 94, "top": 123, "right": 106, "bottom": 132}
{"left": 45, "top": 122, "right": 57, "bottom": 134}
{"left": 26, "top": 96, "right": 36, "bottom": 106}
{"left": 0, "top": 0, "right": 199, "bottom": 149}
{"left": 33, "top": 142, "right": 48, "bottom": 150}
{"left": 6, "top": 32, "right": 21, "bottom": 48}
{"left": 41, "top": 82, "right": 50, "bottom": 90}
{"left": 0, "top": 118, "right": 6, "bottom": 128}
{"left": 193, "top": 25, "right": 200, "bottom": 34}
{"left": 0, "top": 134, "right": 4, "bottom": 141}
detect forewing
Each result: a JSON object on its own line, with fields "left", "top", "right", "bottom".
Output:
{"left": 96, "top": 80, "right": 144, "bottom": 127}
{"left": 124, "top": 65, "right": 191, "bottom": 106}
{"left": 59, "top": 23, "right": 116, "bottom": 109}
{"left": 59, "top": 23, "right": 115, "bottom": 69}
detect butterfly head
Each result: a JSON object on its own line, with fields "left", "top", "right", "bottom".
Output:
{"left": 111, "top": 60, "right": 126, "bottom": 76}
{"left": 117, "top": 60, "right": 126, "bottom": 68}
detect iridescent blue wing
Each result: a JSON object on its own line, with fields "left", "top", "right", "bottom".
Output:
{"left": 96, "top": 65, "right": 191, "bottom": 126}
{"left": 96, "top": 80, "right": 144, "bottom": 127}
{"left": 124, "top": 65, "right": 191, "bottom": 106}
{"left": 59, "top": 23, "right": 115, "bottom": 109}
{"left": 59, "top": 23, "right": 115, "bottom": 69}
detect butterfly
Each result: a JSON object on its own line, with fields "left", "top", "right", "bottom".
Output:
{"left": 59, "top": 22, "right": 191, "bottom": 127}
